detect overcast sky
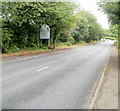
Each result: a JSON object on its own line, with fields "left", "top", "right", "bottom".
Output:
{"left": 75, "top": 0, "right": 109, "bottom": 29}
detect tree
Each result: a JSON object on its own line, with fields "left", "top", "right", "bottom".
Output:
{"left": 1, "top": 2, "right": 78, "bottom": 53}
{"left": 73, "top": 10, "right": 106, "bottom": 43}
{"left": 73, "top": 17, "right": 89, "bottom": 43}
{"left": 109, "top": 25, "right": 118, "bottom": 37}
{"left": 98, "top": 2, "right": 119, "bottom": 25}
{"left": 98, "top": 1, "right": 120, "bottom": 48}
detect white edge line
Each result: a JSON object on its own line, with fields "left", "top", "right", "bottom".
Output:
{"left": 37, "top": 66, "right": 49, "bottom": 72}
{"left": 66, "top": 58, "right": 71, "bottom": 61}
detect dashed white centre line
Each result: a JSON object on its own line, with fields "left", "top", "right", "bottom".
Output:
{"left": 66, "top": 58, "right": 71, "bottom": 61}
{"left": 37, "top": 66, "right": 49, "bottom": 72}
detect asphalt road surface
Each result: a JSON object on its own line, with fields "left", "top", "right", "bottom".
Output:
{"left": 2, "top": 41, "right": 114, "bottom": 109}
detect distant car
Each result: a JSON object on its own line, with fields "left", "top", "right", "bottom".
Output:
{"left": 114, "top": 40, "right": 117, "bottom": 45}
{"left": 101, "top": 38, "right": 106, "bottom": 41}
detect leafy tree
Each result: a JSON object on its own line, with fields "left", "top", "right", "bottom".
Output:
{"left": 98, "top": 1, "right": 120, "bottom": 48}
{"left": 73, "top": 17, "right": 89, "bottom": 43}
{"left": 1, "top": 2, "right": 108, "bottom": 53}
{"left": 73, "top": 10, "right": 106, "bottom": 43}
{"left": 1, "top": 2, "right": 77, "bottom": 53}
{"left": 109, "top": 25, "right": 118, "bottom": 37}
{"left": 98, "top": 2, "right": 119, "bottom": 25}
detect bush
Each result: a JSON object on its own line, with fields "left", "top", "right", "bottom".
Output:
{"left": 2, "top": 28, "right": 13, "bottom": 53}
{"left": 2, "top": 44, "right": 20, "bottom": 53}
{"left": 77, "top": 41, "right": 86, "bottom": 44}
{"left": 64, "top": 42, "right": 72, "bottom": 46}
{"left": 69, "top": 36, "right": 75, "bottom": 44}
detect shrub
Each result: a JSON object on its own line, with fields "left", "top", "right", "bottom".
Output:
{"left": 69, "top": 36, "right": 75, "bottom": 44}
{"left": 64, "top": 42, "right": 72, "bottom": 46}
{"left": 77, "top": 41, "right": 86, "bottom": 44}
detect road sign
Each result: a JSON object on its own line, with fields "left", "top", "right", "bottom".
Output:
{"left": 40, "top": 24, "right": 50, "bottom": 39}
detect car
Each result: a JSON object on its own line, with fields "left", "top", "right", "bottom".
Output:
{"left": 114, "top": 40, "right": 117, "bottom": 45}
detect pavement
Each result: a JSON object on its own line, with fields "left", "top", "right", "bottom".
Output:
{"left": 93, "top": 46, "right": 118, "bottom": 109}
{"left": 1, "top": 41, "right": 114, "bottom": 109}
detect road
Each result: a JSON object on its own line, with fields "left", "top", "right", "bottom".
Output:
{"left": 2, "top": 41, "right": 114, "bottom": 109}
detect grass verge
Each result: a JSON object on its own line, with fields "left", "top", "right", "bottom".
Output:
{"left": 104, "top": 65, "right": 110, "bottom": 75}
{"left": 1, "top": 41, "right": 99, "bottom": 58}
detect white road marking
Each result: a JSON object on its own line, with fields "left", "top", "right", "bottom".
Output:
{"left": 66, "top": 58, "right": 71, "bottom": 61}
{"left": 37, "top": 66, "right": 49, "bottom": 72}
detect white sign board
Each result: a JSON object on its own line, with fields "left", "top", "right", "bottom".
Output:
{"left": 40, "top": 24, "right": 50, "bottom": 39}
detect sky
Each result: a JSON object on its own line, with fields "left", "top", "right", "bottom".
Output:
{"left": 75, "top": 0, "right": 109, "bottom": 29}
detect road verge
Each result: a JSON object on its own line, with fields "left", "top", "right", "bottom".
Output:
{"left": 1, "top": 41, "right": 99, "bottom": 58}
{"left": 89, "top": 66, "right": 107, "bottom": 109}
{"left": 89, "top": 45, "right": 114, "bottom": 110}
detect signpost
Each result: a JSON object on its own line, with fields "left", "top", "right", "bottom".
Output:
{"left": 40, "top": 24, "right": 50, "bottom": 46}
